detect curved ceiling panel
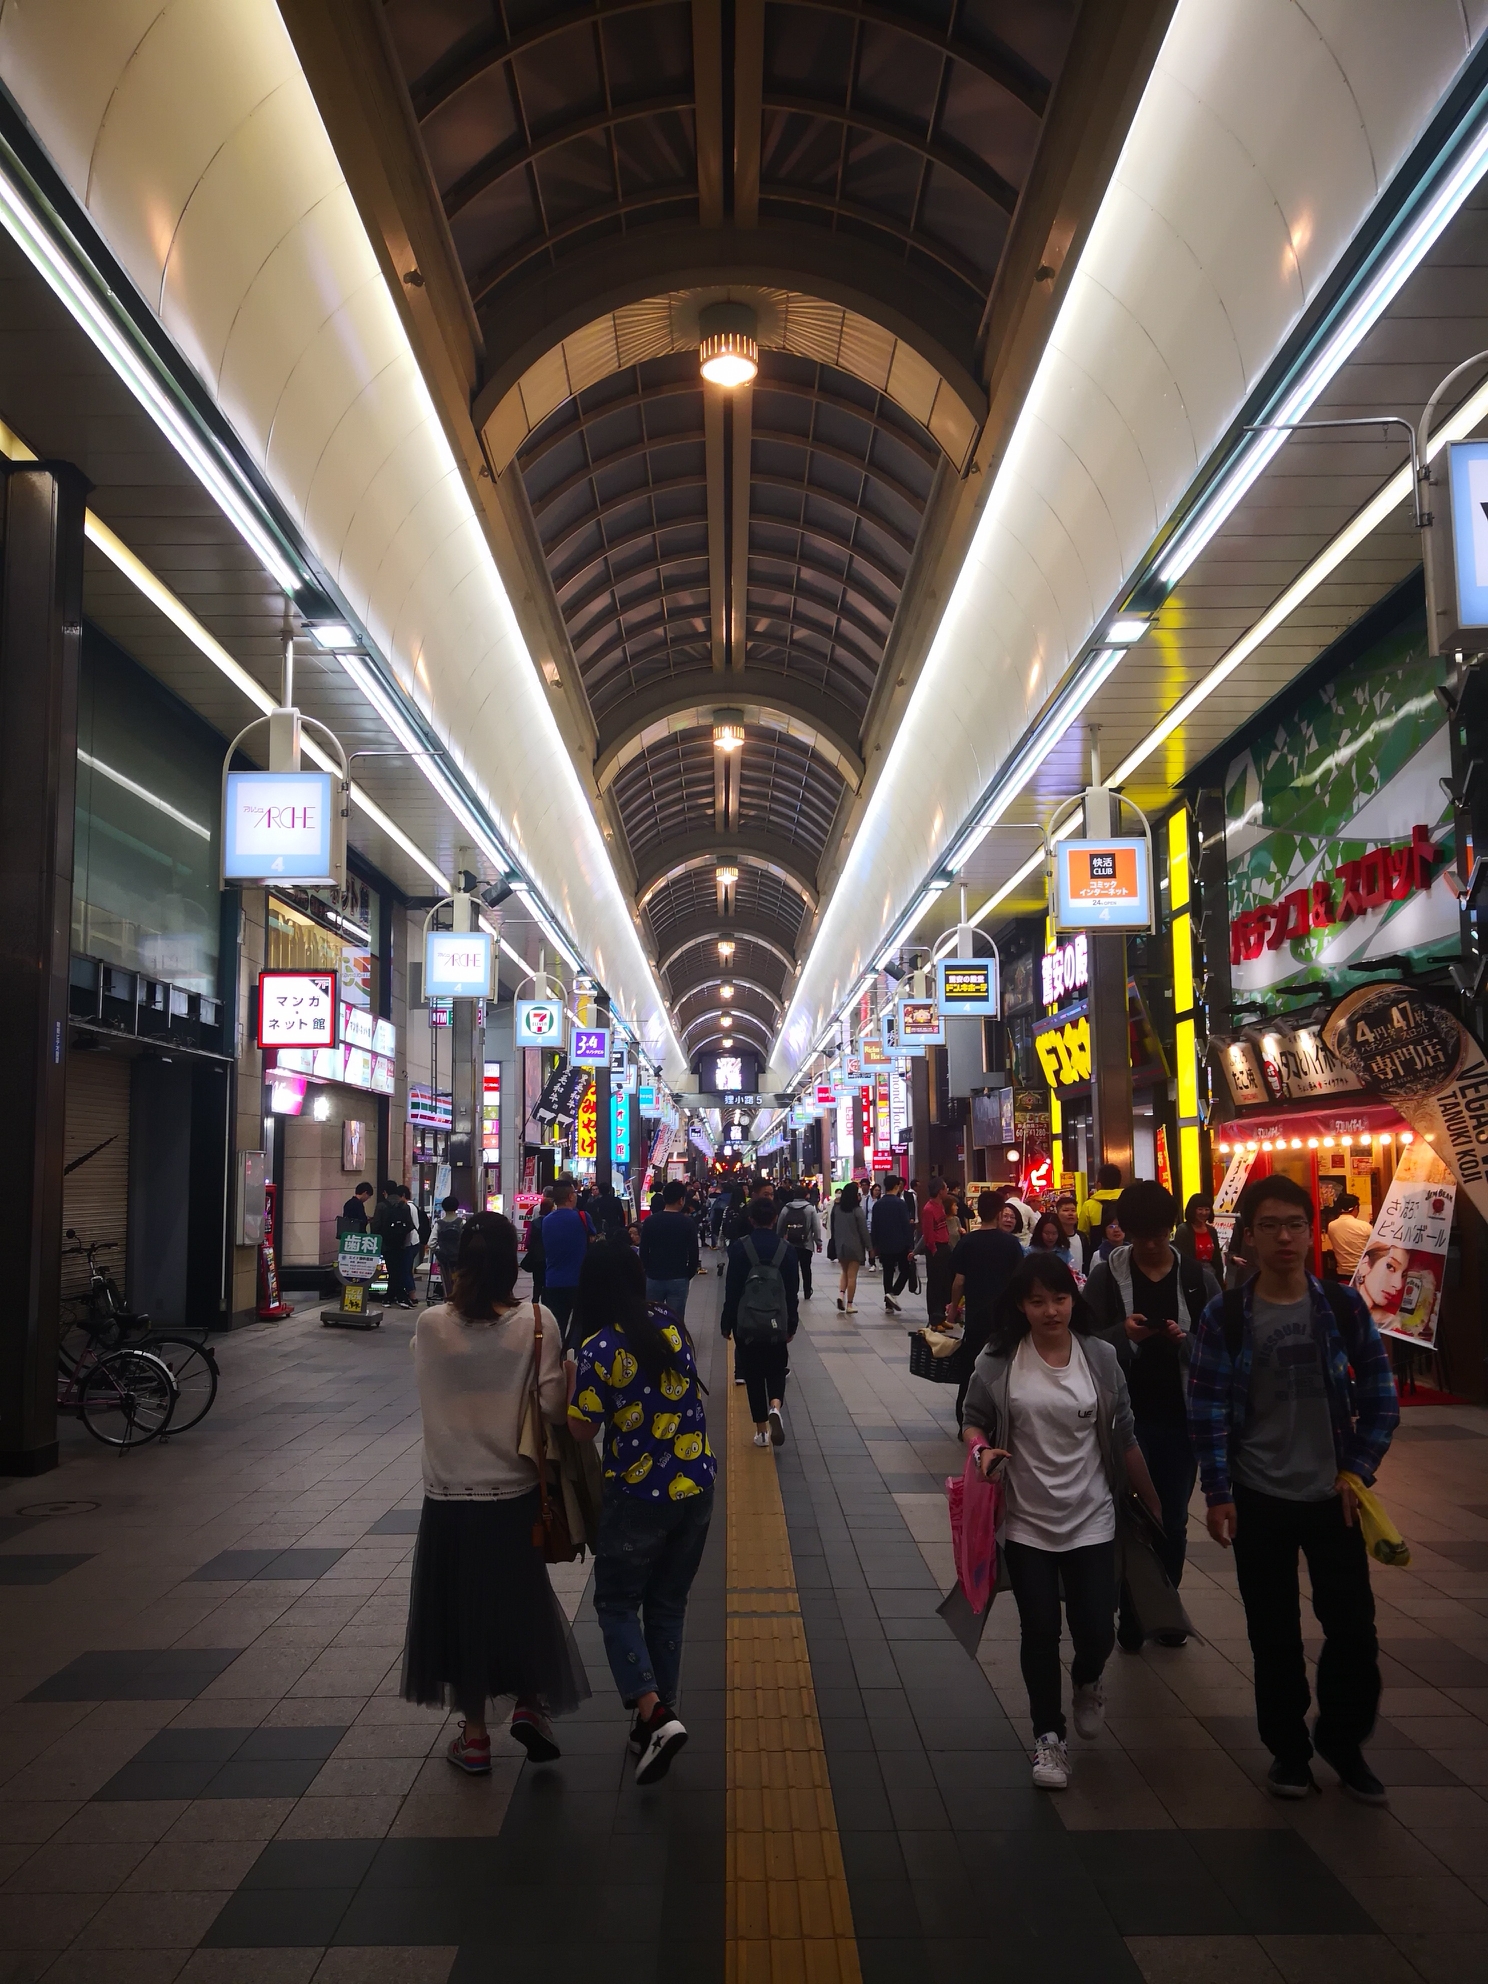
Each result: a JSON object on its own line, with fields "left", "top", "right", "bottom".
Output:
{"left": 773, "top": 0, "right": 1488, "bottom": 1079}
{"left": 0, "top": 0, "right": 688, "bottom": 1077}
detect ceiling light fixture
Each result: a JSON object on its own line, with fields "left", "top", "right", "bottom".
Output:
{"left": 698, "top": 302, "right": 759, "bottom": 388}
{"left": 712, "top": 709, "right": 745, "bottom": 751}
{"left": 1106, "top": 617, "right": 1149, "bottom": 643}
{"left": 717, "top": 940, "right": 735, "bottom": 959}
{"left": 308, "top": 621, "right": 358, "bottom": 651}
{"left": 720, "top": 984, "right": 734, "bottom": 1000}
{"left": 715, "top": 865, "right": 739, "bottom": 886}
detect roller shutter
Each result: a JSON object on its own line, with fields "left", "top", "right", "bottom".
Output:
{"left": 62, "top": 1048, "right": 131, "bottom": 1301}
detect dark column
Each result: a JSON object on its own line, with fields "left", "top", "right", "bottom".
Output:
{"left": 0, "top": 463, "right": 87, "bottom": 1475}
{"left": 595, "top": 994, "right": 612, "bottom": 1192}
{"left": 450, "top": 996, "right": 478, "bottom": 1210}
{"left": 1087, "top": 933, "right": 1134, "bottom": 1180}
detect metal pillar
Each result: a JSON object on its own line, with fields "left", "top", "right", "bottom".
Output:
{"left": 595, "top": 993, "right": 612, "bottom": 1192}
{"left": 0, "top": 463, "right": 87, "bottom": 1474}
{"left": 1084, "top": 739, "right": 1135, "bottom": 1181}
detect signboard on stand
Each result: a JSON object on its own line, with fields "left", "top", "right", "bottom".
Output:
{"left": 897, "top": 996, "right": 945, "bottom": 1046}
{"left": 937, "top": 957, "right": 999, "bottom": 1016}
{"left": 571, "top": 1027, "right": 610, "bottom": 1067}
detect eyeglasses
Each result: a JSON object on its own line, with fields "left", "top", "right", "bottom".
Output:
{"left": 1253, "top": 1217, "right": 1310, "bottom": 1237}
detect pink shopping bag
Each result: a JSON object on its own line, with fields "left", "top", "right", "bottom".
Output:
{"left": 946, "top": 1451, "right": 1000, "bottom": 1614}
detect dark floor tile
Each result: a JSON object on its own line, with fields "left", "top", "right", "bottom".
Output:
{"left": 839, "top": 1831, "right": 910, "bottom": 1884}
{"left": 844, "top": 1877, "right": 921, "bottom": 1937}
{"left": 202, "top": 1884, "right": 357, "bottom": 1946}
{"left": 256, "top": 1547, "right": 348, "bottom": 1580}
{"left": 134, "top": 1726, "right": 252, "bottom": 1763}
{"left": 333, "top": 1884, "right": 486, "bottom": 1944}
{"left": 188, "top": 1549, "right": 281, "bottom": 1581}
{"left": 94, "top": 1757, "right": 219, "bottom": 1801}
{"left": 235, "top": 1724, "right": 347, "bottom": 1762}
{"left": 909, "top": 1877, "right": 985, "bottom": 1938}
{"left": 1187, "top": 1827, "right": 1377, "bottom": 1934}
{"left": 0, "top": 1516, "right": 38, "bottom": 1543}
{"left": 24, "top": 1646, "right": 243, "bottom": 1701}
{"left": 203, "top": 1758, "right": 323, "bottom": 1798}
{"left": 245, "top": 1839, "right": 379, "bottom": 1888}
{"left": 366, "top": 1508, "right": 422, "bottom": 1535}
{"left": 0, "top": 1553, "right": 94, "bottom": 1584}
{"left": 858, "top": 1940, "right": 936, "bottom": 1984}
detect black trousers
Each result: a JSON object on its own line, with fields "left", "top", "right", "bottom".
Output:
{"left": 545, "top": 1286, "right": 579, "bottom": 1353}
{"left": 926, "top": 1248, "right": 954, "bottom": 1326}
{"left": 1002, "top": 1537, "right": 1117, "bottom": 1741}
{"left": 792, "top": 1244, "right": 813, "bottom": 1298}
{"left": 735, "top": 1338, "right": 790, "bottom": 1423}
{"left": 1231, "top": 1480, "right": 1380, "bottom": 1765}
{"left": 880, "top": 1251, "right": 911, "bottom": 1297}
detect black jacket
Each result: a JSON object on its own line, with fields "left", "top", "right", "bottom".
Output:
{"left": 370, "top": 1197, "right": 413, "bottom": 1247}
{"left": 639, "top": 1209, "right": 700, "bottom": 1282}
{"left": 869, "top": 1193, "right": 913, "bottom": 1255}
{"left": 722, "top": 1227, "right": 799, "bottom": 1337}
{"left": 341, "top": 1196, "right": 369, "bottom": 1231}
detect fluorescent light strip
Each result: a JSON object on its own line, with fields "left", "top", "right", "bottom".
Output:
{"left": 1113, "top": 367, "right": 1488, "bottom": 788}
{"left": 77, "top": 748, "right": 211, "bottom": 838}
{"left": 0, "top": 161, "right": 299, "bottom": 592}
{"left": 1159, "top": 108, "right": 1488, "bottom": 584}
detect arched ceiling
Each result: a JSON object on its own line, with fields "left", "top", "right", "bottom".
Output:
{"left": 283, "top": 0, "right": 1150, "bottom": 1074}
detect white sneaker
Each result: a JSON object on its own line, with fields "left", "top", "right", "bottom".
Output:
{"left": 1032, "top": 1733, "right": 1069, "bottom": 1788}
{"left": 752, "top": 1430, "right": 770, "bottom": 1447}
{"left": 768, "top": 1406, "right": 785, "bottom": 1447}
{"left": 845, "top": 1304, "right": 857, "bottom": 1314}
{"left": 1072, "top": 1684, "right": 1105, "bottom": 1740}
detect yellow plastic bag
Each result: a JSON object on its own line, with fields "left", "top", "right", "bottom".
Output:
{"left": 1338, "top": 1472, "right": 1411, "bottom": 1567}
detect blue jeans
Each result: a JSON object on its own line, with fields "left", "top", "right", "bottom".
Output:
{"left": 645, "top": 1277, "right": 691, "bottom": 1320}
{"left": 592, "top": 1486, "right": 714, "bottom": 1706}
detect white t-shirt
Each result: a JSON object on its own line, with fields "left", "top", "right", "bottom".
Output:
{"left": 412, "top": 1300, "right": 565, "bottom": 1500}
{"left": 1002, "top": 1334, "right": 1114, "bottom": 1551}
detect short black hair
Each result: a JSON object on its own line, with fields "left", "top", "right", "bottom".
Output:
{"left": 989, "top": 1254, "right": 1097, "bottom": 1354}
{"left": 885, "top": 1175, "right": 902, "bottom": 1191}
{"left": 746, "top": 1195, "right": 778, "bottom": 1227}
{"left": 383, "top": 1178, "right": 400, "bottom": 1195}
{"left": 1184, "top": 1195, "right": 1212, "bottom": 1222}
{"left": 977, "top": 1190, "right": 999, "bottom": 1223}
{"left": 663, "top": 1180, "right": 687, "bottom": 1205}
{"left": 1238, "top": 1173, "right": 1314, "bottom": 1230}
{"left": 1334, "top": 1192, "right": 1359, "bottom": 1216}
{"left": 1095, "top": 1163, "right": 1122, "bottom": 1190}
{"left": 1116, "top": 1180, "right": 1178, "bottom": 1241}
{"left": 355, "top": 1182, "right": 373, "bottom": 1196}
{"left": 1055, "top": 1192, "right": 1077, "bottom": 1209}
{"left": 441, "top": 1195, "right": 459, "bottom": 1212}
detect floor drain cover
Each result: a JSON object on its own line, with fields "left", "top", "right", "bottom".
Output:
{"left": 16, "top": 1500, "right": 100, "bottom": 1517}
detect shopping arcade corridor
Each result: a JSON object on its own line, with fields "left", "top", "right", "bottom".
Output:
{"left": 1, "top": 1261, "right": 1486, "bottom": 1983}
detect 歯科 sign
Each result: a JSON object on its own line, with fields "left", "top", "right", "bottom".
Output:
{"left": 1054, "top": 838, "right": 1153, "bottom": 931}
{"left": 424, "top": 930, "right": 492, "bottom": 998}
{"left": 937, "top": 957, "right": 999, "bottom": 1016}
{"left": 224, "top": 770, "right": 337, "bottom": 884}
{"left": 256, "top": 971, "right": 338, "bottom": 1050}
{"left": 515, "top": 998, "right": 562, "bottom": 1046}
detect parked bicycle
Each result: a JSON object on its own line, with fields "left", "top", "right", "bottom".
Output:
{"left": 56, "top": 1331, "right": 176, "bottom": 1449}
{"left": 61, "top": 1232, "right": 219, "bottom": 1435}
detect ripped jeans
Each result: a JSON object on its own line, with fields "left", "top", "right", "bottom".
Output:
{"left": 592, "top": 1485, "right": 715, "bottom": 1707}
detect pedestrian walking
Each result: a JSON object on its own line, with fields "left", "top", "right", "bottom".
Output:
{"left": 945, "top": 1190, "right": 1026, "bottom": 1429}
{"left": 921, "top": 1178, "right": 953, "bottom": 1324}
{"left": 568, "top": 1242, "right": 715, "bottom": 1784}
{"left": 1188, "top": 1174, "right": 1399, "bottom": 1804}
{"left": 776, "top": 1183, "right": 822, "bottom": 1298}
{"left": 1055, "top": 1194, "right": 1092, "bottom": 1274}
{"left": 869, "top": 1175, "right": 914, "bottom": 1311}
{"left": 639, "top": 1178, "right": 700, "bottom": 1319}
{"left": 722, "top": 1194, "right": 800, "bottom": 1447}
{"left": 830, "top": 1181, "right": 871, "bottom": 1312}
{"left": 402, "top": 1212, "right": 590, "bottom": 1772}
{"left": 1083, "top": 1181, "right": 1219, "bottom": 1648}
{"left": 541, "top": 1178, "right": 595, "bottom": 1351}
{"left": 961, "top": 1254, "right": 1162, "bottom": 1791}
{"left": 1174, "top": 1195, "right": 1219, "bottom": 1273}
{"left": 1078, "top": 1163, "right": 1125, "bottom": 1239}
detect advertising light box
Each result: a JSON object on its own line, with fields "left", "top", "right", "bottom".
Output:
{"left": 1055, "top": 837, "right": 1153, "bottom": 931}
{"left": 257, "top": 971, "right": 338, "bottom": 1050}
{"left": 897, "top": 995, "right": 945, "bottom": 1046}
{"left": 1449, "top": 439, "right": 1488, "bottom": 630}
{"left": 424, "top": 929, "right": 492, "bottom": 998}
{"left": 571, "top": 1026, "right": 610, "bottom": 1067}
{"left": 225, "top": 770, "right": 336, "bottom": 883}
{"left": 515, "top": 998, "right": 563, "bottom": 1046}
{"left": 937, "top": 957, "right": 999, "bottom": 1016}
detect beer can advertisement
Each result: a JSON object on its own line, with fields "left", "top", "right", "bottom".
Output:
{"left": 1350, "top": 1139, "right": 1455, "bottom": 1348}
{"left": 1055, "top": 837, "right": 1152, "bottom": 930}
{"left": 1322, "top": 982, "right": 1488, "bottom": 1224}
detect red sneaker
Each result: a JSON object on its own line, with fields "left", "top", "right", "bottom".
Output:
{"left": 446, "top": 1723, "right": 491, "bottom": 1774}
{"left": 510, "top": 1704, "right": 561, "bottom": 1762}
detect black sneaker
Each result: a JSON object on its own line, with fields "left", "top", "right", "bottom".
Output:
{"left": 628, "top": 1706, "right": 665, "bottom": 1755}
{"left": 1154, "top": 1630, "right": 1190, "bottom": 1648}
{"left": 1117, "top": 1618, "right": 1144, "bottom": 1653}
{"left": 1266, "top": 1757, "right": 1319, "bottom": 1800}
{"left": 1314, "top": 1735, "right": 1388, "bottom": 1806}
{"left": 635, "top": 1708, "right": 688, "bottom": 1785}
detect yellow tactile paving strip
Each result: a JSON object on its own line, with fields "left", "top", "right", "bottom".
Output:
{"left": 726, "top": 1376, "right": 862, "bottom": 1984}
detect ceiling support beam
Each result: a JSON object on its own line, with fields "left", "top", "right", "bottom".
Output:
{"left": 593, "top": 671, "right": 864, "bottom": 792}
{"left": 635, "top": 831, "right": 820, "bottom": 910}
{"left": 733, "top": 0, "right": 765, "bottom": 226}
{"left": 705, "top": 385, "right": 727, "bottom": 672}
{"left": 729, "top": 384, "right": 753, "bottom": 671}
{"left": 657, "top": 924, "right": 798, "bottom": 977}
{"left": 692, "top": 0, "right": 725, "bottom": 229}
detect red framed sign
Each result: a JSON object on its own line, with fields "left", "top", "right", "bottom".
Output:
{"left": 256, "top": 970, "right": 338, "bottom": 1051}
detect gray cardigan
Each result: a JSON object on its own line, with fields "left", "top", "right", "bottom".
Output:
{"left": 830, "top": 1202, "right": 871, "bottom": 1263}
{"left": 961, "top": 1331, "right": 1137, "bottom": 1521}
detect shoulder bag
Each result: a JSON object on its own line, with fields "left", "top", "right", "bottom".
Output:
{"left": 527, "top": 1302, "right": 578, "bottom": 1563}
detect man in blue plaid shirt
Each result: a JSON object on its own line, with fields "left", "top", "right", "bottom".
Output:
{"left": 1187, "top": 1173, "right": 1398, "bottom": 1807}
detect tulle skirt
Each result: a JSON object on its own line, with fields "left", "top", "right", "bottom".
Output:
{"left": 400, "top": 1491, "right": 591, "bottom": 1718}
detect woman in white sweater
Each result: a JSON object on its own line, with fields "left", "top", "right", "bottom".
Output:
{"left": 401, "top": 1212, "right": 589, "bottom": 1772}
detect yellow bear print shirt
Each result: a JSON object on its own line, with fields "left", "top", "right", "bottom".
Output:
{"left": 568, "top": 1308, "right": 716, "bottom": 1502}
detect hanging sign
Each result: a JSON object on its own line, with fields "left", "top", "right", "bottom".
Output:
{"left": 256, "top": 970, "right": 337, "bottom": 1050}
{"left": 897, "top": 996, "right": 944, "bottom": 1046}
{"left": 224, "top": 770, "right": 336, "bottom": 883}
{"left": 1323, "top": 982, "right": 1488, "bottom": 1223}
{"left": 937, "top": 957, "right": 999, "bottom": 1016}
{"left": 571, "top": 1027, "right": 610, "bottom": 1067}
{"left": 424, "top": 930, "right": 492, "bottom": 998}
{"left": 611, "top": 1089, "right": 631, "bottom": 1163}
{"left": 1211, "top": 1034, "right": 1269, "bottom": 1109}
{"left": 1041, "top": 933, "right": 1089, "bottom": 1008}
{"left": 515, "top": 998, "right": 562, "bottom": 1045}
{"left": 1209, "top": 1146, "right": 1259, "bottom": 1265}
{"left": 533, "top": 1064, "right": 589, "bottom": 1126}
{"left": 576, "top": 1084, "right": 598, "bottom": 1162}
{"left": 1054, "top": 837, "right": 1153, "bottom": 931}
{"left": 1350, "top": 1139, "right": 1455, "bottom": 1348}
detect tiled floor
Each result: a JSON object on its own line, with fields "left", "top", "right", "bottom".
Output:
{"left": 1, "top": 1257, "right": 1486, "bottom": 1981}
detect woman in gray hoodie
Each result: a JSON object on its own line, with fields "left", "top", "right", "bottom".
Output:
{"left": 961, "top": 1253, "right": 1162, "bottom": 1792}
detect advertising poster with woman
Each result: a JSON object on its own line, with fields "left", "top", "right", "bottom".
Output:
{"left": 1350, "top": 1138, "right": 1455, "bottom": 1347}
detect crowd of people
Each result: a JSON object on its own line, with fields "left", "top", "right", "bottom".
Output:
{"left": 384, "top": 1156, "right": 1399, "bottom": 1823}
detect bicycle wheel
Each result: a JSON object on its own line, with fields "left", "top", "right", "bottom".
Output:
{"left": 144, "top": 1335, "right": 218, "bottom": 1432}
{"left": 79, "top": 1348, "right": 176, "bottom": 1449}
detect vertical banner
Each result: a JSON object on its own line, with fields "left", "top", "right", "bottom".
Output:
{"left": 1210, "top": 1147, "right": 1258, "bottom": 1265}
{"left": 1323, "top": 983, "right": 1488, "bottom": 1221}
{"left": 1351, "top": 1139, "right": 1455, "bottom": 1348}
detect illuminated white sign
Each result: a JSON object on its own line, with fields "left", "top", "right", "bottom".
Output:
{"left": 714, "top": 1054, "right": 744, "bottom": 1092}
{"left": 424, "top": 930, "right": 492, "bottom": 998}
{"left": 515, "top": 999, "right": 563, "bottom": 1046}
{"left": 224, "top": 771, "right": 335, "bottom": 882}
{"left": 256, "top": 971, "right": 337, "bottom": 1049}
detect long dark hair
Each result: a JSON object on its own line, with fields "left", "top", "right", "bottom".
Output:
{"left": 573, "top": 1239, "right": 680, "bottom": 1381}
{"left": 1028, "top": 1212, "right": 1063, "bottom": 1252}
{"left": 988, "top": 1253, "right": 1097, "bottom": 1356}
{"left": 450, "top": 1212, "right": 520, "bottom": 1321}
{"left": 839, "top": 1180, "right": 860, "bottom": 1211}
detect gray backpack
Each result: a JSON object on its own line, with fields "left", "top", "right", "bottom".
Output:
{"left": 735, "top": 1235, "right": 789, "bottom": 1346}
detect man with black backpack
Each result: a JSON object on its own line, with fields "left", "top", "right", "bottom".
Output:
{"left": 722, "top": 1195, "right": 799, "bottom": 1449}
{"left": 1188, "top": 1173, "right": 1398, "bottom": 1806}
{"left": 1084, "top": 1181, "right": 1220, "bottom": 1649}
{"left": 370, "top": 1180, "right": 415, "bottom": 1308}
{"left": 775, "top": 1183, "right": 821, "bottom": 1298}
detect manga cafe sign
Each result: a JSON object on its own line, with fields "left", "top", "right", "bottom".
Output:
{"left": 1229, "top": 825, "right": 1438, "bottom": 964}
